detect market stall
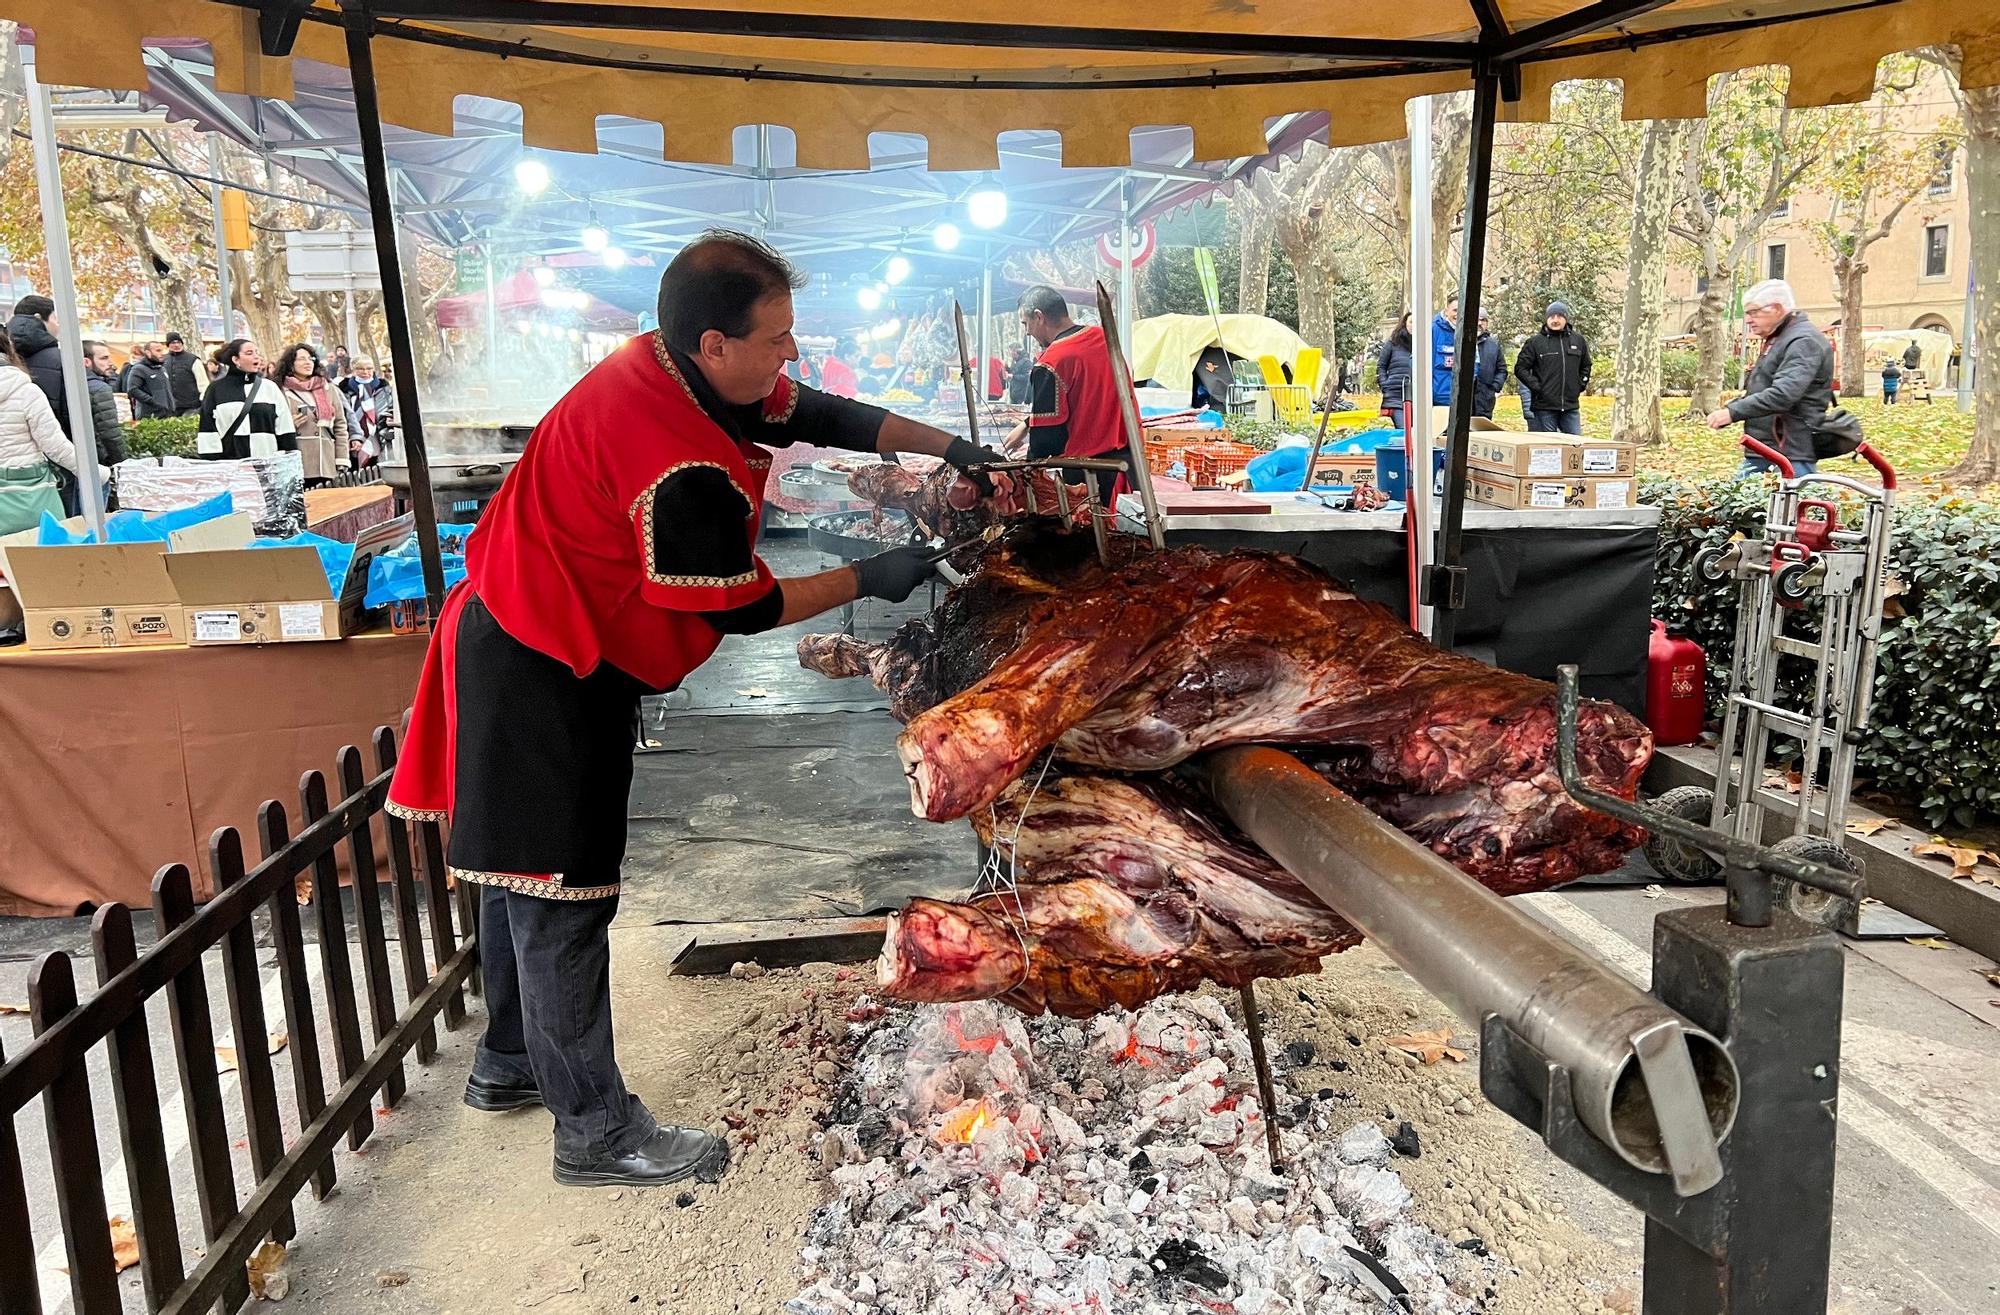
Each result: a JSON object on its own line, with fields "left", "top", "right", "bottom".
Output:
{"left": 0, "top": 632, "right": 426, "bottom": 917}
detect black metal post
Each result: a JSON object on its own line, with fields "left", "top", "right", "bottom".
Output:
{"left": 1428, "top": 67, "right": 1502, "bottom": 648}
{"left": 341, "top": 2, "right": 447, "bottom": 618}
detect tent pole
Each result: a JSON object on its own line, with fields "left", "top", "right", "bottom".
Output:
{"left": 485, "top": 235, "right": 500, "bottom": 394}
{"left": 23, "top": 55, "right": 107, "bottom": 540}
{"left": 341, "top": 3, "right": 446, "bottom": 617}
{"left": 978, "top": 254, "right": 992, "bottom": 404}
{"left": 1429, "top": 68, "right": 1501, "bottom": 649}
{"left": 1117, "top": 173, "right": 1137, "bottom": 363}
{"left": 207, "top": 135, "right": 235, "bottom": 338}
{"left": 1407, "top": 96, "right": 1434, "bottom": 636}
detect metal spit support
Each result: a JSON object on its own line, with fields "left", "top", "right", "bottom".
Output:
{"left": 1189, "top": 746, "right": 1737, "bottom": 1197}
{"left": 1093, "top": 281, "right": 1167, "bottom": 549}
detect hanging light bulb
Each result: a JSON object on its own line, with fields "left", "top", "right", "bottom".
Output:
{"left": 966, "top": 188, "right": 1008, "bottom": 230}
{"left": 857, "top": 286, "right": 883, "bottom": 311}
{"left": 603, "top": 246, "right": 629, "bottom": 270}
{"left": 885, "top": 255, "right": 912, "bottom": 285}
{"left": 532, "top": 265, "right": 557, "bottom": 288}
{"left": 580, "top": 210, "right": 611, "bottom": 253}
{"left": 932, "top": 222, "right": 962, "bottom": 252}
{"left": 514, "top": 158, "right": 551, "bottom": 196}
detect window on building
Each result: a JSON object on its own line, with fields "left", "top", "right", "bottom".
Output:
{"left": 1929, "top": 143, "right": 1957, "bottom": 196}
{"left": 1695, "top": 272, "right": 1711, "bottom": 294}
{"left": 1766, "top": 243, "right": 1787, "bottom": 282}
{"left": 1923, "top": 225, "right": 1950, "bottom": 279}
{"left": 1771, "top": 197, "right": 1791, "bottom": 218}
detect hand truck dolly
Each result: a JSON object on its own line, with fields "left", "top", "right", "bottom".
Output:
{"left": 1645, "top": 435, "right": 1898, "bottom": 931}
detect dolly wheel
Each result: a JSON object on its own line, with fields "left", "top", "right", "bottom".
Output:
{"left": 1771, "top": 835, "right": 1861, "bottom": 931}
{"left": 1774, "top": 560, "right": 1816, "bottom": 606}
{"left": 1644, "top": 786, "right": 1722, "bottom": 884}
{"left": 1693, "top": 544, "right": 1731, "bottom": 584}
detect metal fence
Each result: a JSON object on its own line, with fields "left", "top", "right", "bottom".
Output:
{"left": 0, "top": 729, "right": 480, "bottom": 1315}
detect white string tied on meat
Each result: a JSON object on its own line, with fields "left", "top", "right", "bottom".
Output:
{"left": 972, "top": 750, "right": 1055, "bottom": 992}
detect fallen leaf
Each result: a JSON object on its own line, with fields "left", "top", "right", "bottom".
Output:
{"left": 1881, "top": 574, "right": 1909, "bottom": 619}
{"left": 1845, "top": 817, "right": 1898, "bottom": 837}
{"left": 1911, "top": 840, "right": 2000, "bottom": 880}
{"left": 268, "top": 1033, "right": 288, "bottom": 1056}
{"left": 109, "top": 1217, "right": 139, "bottom": 1273}
{"left": 1990, "top": 624, "right": 2000, "bottom": 648}
{"left": 246, "top": 1240, "right": 288, "bottom": 1301}
{"left": 735, "top": 687, "right": 771, "bottom": 698}
{"left": 1904, "top": 936, "right": 1952, "bottom": 950}
{"left": 0, "top": 1002, "right": 24, "bottom": 1016}
{"left": 1642, "top": 884, "right": 1666, "bottom": 900}
{"left": 215, "top": 1046, "right": 239, "bottom": 1075}
{"left": 1385, "top": 1029, "right": 1467, "bottom": 1064}
{"left": 294, "top": 874, "right": 313, "bottom": 906}
{"left": 1979, "top": 969, "right": 2000, "bottom": 989}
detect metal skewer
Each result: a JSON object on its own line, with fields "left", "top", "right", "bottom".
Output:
{"left": 951, "top": 299, "right": 982, "bottom": 449}
{"left": 1237, "top": 980, "right": 1286, "bottom": 1173}
{"left": 1298, "top": 372, "right": 1341, "bottom": 495}
{"left": 1093, "top": 281, "right": 1167, "bottom": 550}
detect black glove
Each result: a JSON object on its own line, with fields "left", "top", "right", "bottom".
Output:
{"left": 854, "top": 543, "right": 941, "bottom": 603}
{"left": 942, "top": 437, "right": 1006, "bottom": 495}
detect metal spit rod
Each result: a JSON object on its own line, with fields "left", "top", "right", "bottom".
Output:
{"left": 1093, "top": 280, "right": 1167, "bottom": 549}
{"left": 951, "top": 300, "right": 983, "bottom": 450}
{"left": 1189, "top": 745, "right": 1739, "bottom": 1196}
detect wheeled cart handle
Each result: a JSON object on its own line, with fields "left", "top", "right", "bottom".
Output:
{"left": 1855, "top": 442, "right": 1897, "bottom": 490}
{"left": 1738, "top": 436, "right": 1794, "bottom": 477}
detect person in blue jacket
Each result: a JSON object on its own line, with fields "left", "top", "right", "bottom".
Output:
{"left": 1430, "top": 295, "right": 1458, "bottom": 406}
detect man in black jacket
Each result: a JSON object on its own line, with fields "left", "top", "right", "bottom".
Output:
{"left": 163, "top": 331, "right": 205, "bottom": 415}
{"left": 6, "top": 294, "right": 70, "bottom": 436}
{"left": 1705, "top": 278, "right": 1832, "bottom": 477}
{"left": 127, "top": 342, "right": 176, "bottom": 419}
{"left": 1470, "top": 309, "right": 1506, "bottom": 419}
{"left": 1512, "top": 301, "right": 1592, "bottom": 433}
{"left": 81, "top": 341, "right": 131, "bottom": 468}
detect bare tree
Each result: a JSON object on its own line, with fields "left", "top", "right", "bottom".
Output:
{"left": 1919, "top": 46, "right": 1999, "bottom": 484}
{"left": 1614, "top": 119, "right": 1693, "bottom": 446}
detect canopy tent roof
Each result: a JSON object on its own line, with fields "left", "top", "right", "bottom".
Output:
{"left": 10, "top": 1, "right": 1995, "bottom": 178}
{"left": 53, "top": 35, "right": 1325, "bottom": 327}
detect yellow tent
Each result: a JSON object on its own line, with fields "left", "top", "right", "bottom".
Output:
{"left": 10, "top": 2, "right": 1993, "bottom": 170}
{"left": 1131, "top": 314, "right": 1323, "bottom": 396}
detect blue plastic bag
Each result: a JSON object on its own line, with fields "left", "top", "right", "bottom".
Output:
{"left": 363, "top": 552, "right": 467, "bottom": 608}
{"left": 37, "top": 492, "right": 238, "bottom": 545}
{"left": 248, "top": 532, "right": 356, "bottom": 596}
{"left": 1246, "top": 446, "right": 1307, "bottom": 492}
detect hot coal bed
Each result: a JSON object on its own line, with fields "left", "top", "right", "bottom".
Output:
{"left": 790, "top": 993, "right": 1499, "bottom": 1315}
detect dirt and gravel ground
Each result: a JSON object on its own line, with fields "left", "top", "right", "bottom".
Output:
{"left": 271, "top": 929, "right": 1642, "bottom": 1315}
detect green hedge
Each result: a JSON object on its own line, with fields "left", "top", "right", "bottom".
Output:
{"left": 125, "top": 416, "right": 199, "bottom": 461}
{"left": 1658, "top": 350, "right": 1743, "bottom": 393}
{"left": 1645, "top": 473, "right": 2000, "bottom": 829}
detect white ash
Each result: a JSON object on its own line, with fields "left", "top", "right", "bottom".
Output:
{"left": 790, "top": 993, "right": 1497, "bottom": 1314}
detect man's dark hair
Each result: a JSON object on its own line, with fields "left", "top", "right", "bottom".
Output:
{"left": 13, "top": 294, "right": 54, "bottom": 321}
{"left": 165, "top": 332, "right": 185, "bottom": 345}
{"left": 657, "top": 229, "right": 805, "bottom": 354}
{"left": 82, "top": 339, "right": 108, "bottom": 361}
{"left": 1018, "top": 285, "right": 1070, "bottom": 322}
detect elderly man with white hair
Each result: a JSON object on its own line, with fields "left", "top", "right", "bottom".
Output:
{"left": 1705, "top": 278, "right": 1835, "bottom": 478}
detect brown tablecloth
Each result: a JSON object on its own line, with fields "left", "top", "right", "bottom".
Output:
{"left": 0, "top": 632, "right": 427, "bottom": 917}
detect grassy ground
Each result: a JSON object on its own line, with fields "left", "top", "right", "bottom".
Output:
{"left": 1317, "top": 393, "right": 1976, "bottom": 485}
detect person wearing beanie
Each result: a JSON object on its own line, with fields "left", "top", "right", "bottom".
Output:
{"left": 1512, "top": 301, "right": 1591, "bottom": 433}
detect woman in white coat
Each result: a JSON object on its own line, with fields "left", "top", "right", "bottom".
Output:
{"left": 0, "top": 323, "right": 103, "bottom": 536}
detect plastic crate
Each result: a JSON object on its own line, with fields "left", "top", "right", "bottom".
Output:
{"left": 1182, "top": 442, "right": 1258, "bottom": 489}
{"left": 1144, "top": 440, "right": 1191, "bottom": 478}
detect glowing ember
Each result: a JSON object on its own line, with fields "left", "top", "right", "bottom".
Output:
{"left": 936, "top": 1099, "right": 994, "bottom": 1144}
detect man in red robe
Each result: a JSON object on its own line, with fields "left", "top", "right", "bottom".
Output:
{"left": 1004, "top": 284, "right": 1140, "bottom": 504}
{"left": 388, "top": 231, "right": 1001, "bottom": 1190}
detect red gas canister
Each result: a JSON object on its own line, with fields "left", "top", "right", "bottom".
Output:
{"left": 1645, "top": 620, "right": 1707, "bottom": 747}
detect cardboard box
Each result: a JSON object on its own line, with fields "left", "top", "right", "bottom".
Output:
{"left": 1468, "top": 471, "right": 1638, "bottom": 511}
{"left": 7, "top": 544, "right": 186, "bottom": 649}
{"left": 1309, "top": 453, "right": 1381, "bottom": 488}
{"left": 1467, "top": 433, "right": 1574, "bottom": 478}
{"left": 1565, "top": 439, "right": 1636, "bottom": 476}
{"left": 166, "top": 512, "right": 414, "bottom": 645}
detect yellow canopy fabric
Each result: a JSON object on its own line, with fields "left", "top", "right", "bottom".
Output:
{"left": 8, "top": 1, "right": 1996, "bottom": 169}
{"left": 1132, "top": 314, "right": 1316, "bottom": 393}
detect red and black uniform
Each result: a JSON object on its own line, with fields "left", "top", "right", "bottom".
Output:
{"left": 1026, "top": 322, "right": 1139, "bottom": 503}
{"left": 385, "top": 331, "right": 885, "bottom": 1164}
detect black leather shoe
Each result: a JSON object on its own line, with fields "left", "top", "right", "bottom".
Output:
{"left": 553, "top": 1126, "right": 730, "bottom": 1188}
{"left": 463, "top": 1072, "right": 543, "bottom": 1112}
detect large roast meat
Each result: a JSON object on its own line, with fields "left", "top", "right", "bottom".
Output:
{"left": 800, "top": 524, "right": 1651, "bottom": 1018}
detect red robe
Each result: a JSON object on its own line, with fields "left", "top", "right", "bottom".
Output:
{"left": 1026, "top": 324, "right": 1136, "bottom": 459}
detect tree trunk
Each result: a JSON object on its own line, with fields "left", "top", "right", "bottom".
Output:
{"left": 1237, "top": 207, "right": 1273, "bottom": 317}
{"left": 1277, "top": 229, "right": 1339, "bottom": 357}
{"left": 1833, "top": 251, "right": 1869, "bottom": 396}
{"left": 1613, "top": 119, "right": 1690, "bottom": 446}
{"left": 1688, "top": 267, "right": 1732, "bottom": 416}
{"left": 1948, "top": 83, "right": 2000, "bottom": 484}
